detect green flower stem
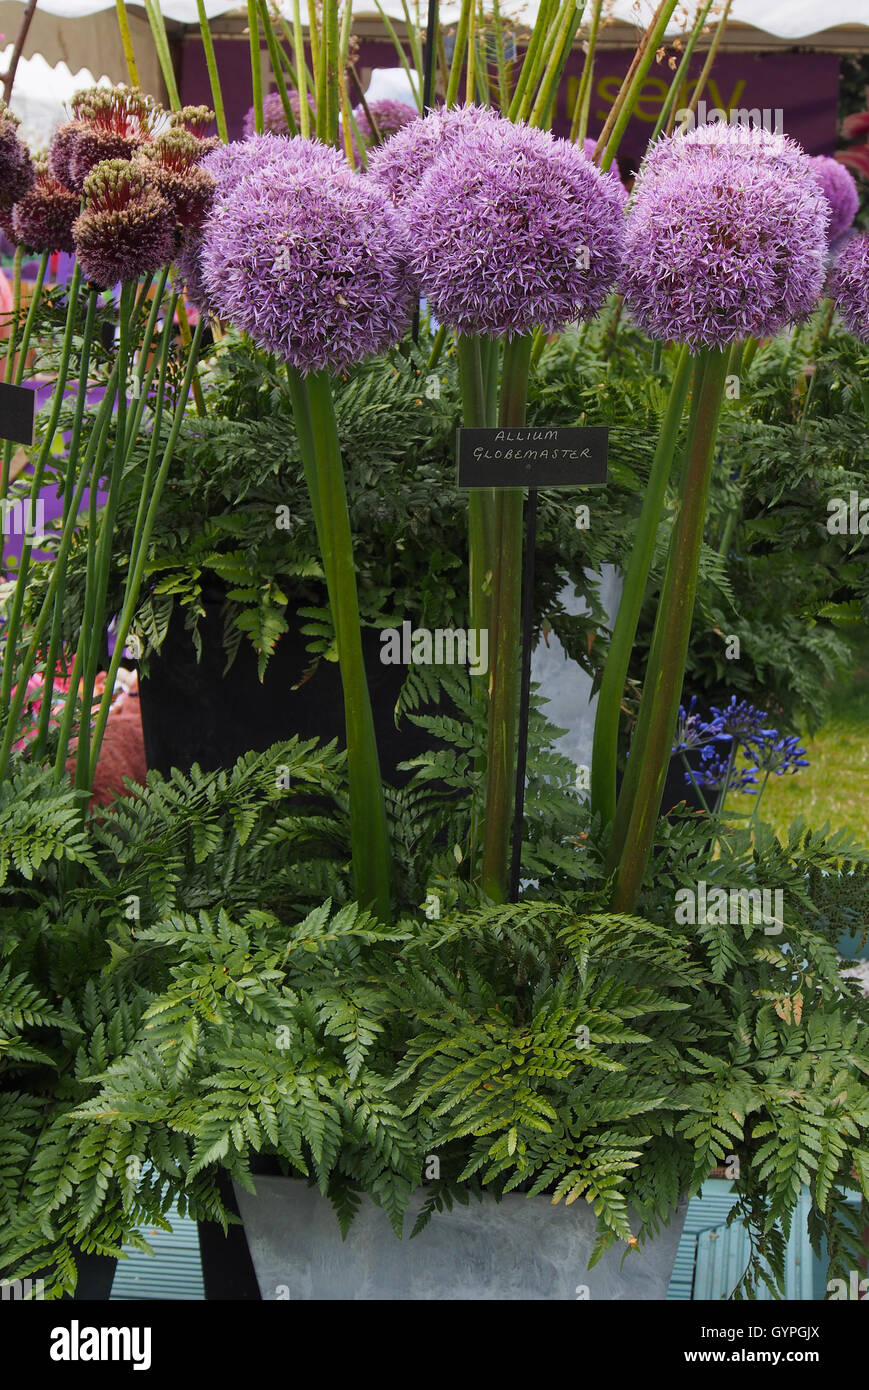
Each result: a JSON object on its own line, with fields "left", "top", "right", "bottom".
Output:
{"left": 291, "top": 0, "right": 311, "bottom": 136}
{"left": 115, "top": 0, "right": 142, "bottom": 86}
{"left": 286, "top": 366, "right": 392, "bottom": 922}
{"left": 508, "top": 0, "right": 558, "bottom": 121}
{"left": 1, "top": 249, "right": 48, "bottom": 503}
{"left": 686, "top": 0, "right": 732, "bottom": 118}
{"left": 609, "top": 347, "right": 730, "bottom": 911}
{"left": 529, "top": 0, "right": 585, "bottom": 130}
{"left": 124, "top": 268, "right": 170, "bottom": 453}
{"left": 480, "top": 332, "right": 533, "bottom": 903}
{"left": 196, "top": 0, "right": 228, "bottom": 141}
{"left": 3, "top": 245, "right": 22, "bottom": 383}
{"left": 0, "top": 263, "right": 82, "bottom": 715}
{"left": 256, "top": 0, "right": 300, "bottom": 137}
{"left": 597, "top": 0, "right": 679, "bottom": 172}
{"left": 0, "top": 353, "right": 120, "bottom": 783}
{"left": 33, "top": 286, "right": 100, "bottom": 757}
{"left": 89, "top": 311, "right": 201, "bottom": 782}
{"left": 144, "top": 0, "right": 181, "bottom": 109}
{"left": 570, "top": 0, "right": 602, "bottom": 143}
{"left": 650, "top": 0, "right": 713, "bottom": 142}
{"left": 123, "top": 294, "right": 179, "bottom": 586}
{"left": 445, "top": 0, "right": 472, "bottom": 107}
{"left": 74, "top": 280, "right": 136, "bottom": 790}
{"left": 591, "top": 342, "right": 692, "bottom": 825}
{"left": 247, "top": 0, "right": 264, "bottom": 134}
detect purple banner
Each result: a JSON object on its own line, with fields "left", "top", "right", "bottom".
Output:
{"left": 179, "top": 38, "right": 840, "bottom": 162}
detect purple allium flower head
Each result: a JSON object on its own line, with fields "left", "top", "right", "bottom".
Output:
{"left": 0, "top": 101, "right": 34, "bottom": 209}
{"left": 11, "top": 157, "right": 79, "bottom": 253}
{"left": 808, "top": 155, "right": 859, "bottom": 243}
{"left": 200, "top": 147, "right": 414, "bottom": 373}
{"left": 401, "top": 115, "right": 625, "bottom": 337}
{"left": 242, "top": 89, "right": 316, "bottom": 139}
{"left": 622, "top": 123, "right": 829, "bottom": 348}
{"left": 365, "top": 102, "right": 502, "bottom": 206}
{"left": 829, "top": 233, "right": 869, "bottom": 341}
{"left": 580, "top": 133, "right": 628, "bottom": 206}
{"left": 73, "top": 159, "right": 175, "bottom": 287}
{"left": 353, "top": 99, "right": 418, "bottom": 146}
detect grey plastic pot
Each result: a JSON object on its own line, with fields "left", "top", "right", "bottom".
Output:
{"left": 232, "top": 1178, "right": 687, "bottom": 1301}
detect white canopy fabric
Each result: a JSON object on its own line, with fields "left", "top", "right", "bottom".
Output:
{"left": 5, "top": 0, "right": 869, "bottom": 40}
{"left": 0, "top": 45, "right": 102, "bottom": 146}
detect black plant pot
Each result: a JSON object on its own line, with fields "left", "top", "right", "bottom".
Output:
{"left": 138, "top": 581, "right": 436, "bottom": 785}
{"left": 63, "top": 1251, "right": 118, "bottom": 1301}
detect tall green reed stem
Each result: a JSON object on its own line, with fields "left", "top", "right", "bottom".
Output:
{"left": 609, "top": 347, "right": 730, "bottom": 910}
{"left": 591, "top": 343, "right": 692, "bottom": 825}
{"left": 285, "top": 366, "right": 392, "bottom": 922}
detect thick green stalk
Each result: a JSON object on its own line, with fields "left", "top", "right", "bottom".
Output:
{"left": 528, "top": 0, "right": 585, "bottom": 129}
{"left": 0, "top": 356, "right": 120, "bottom": 782}
{"left": 292, "top": 0, "right": 311, "bottom": 136}
{"left": 1, "top": 249, "right": 48, "bottom": 503}
{"left": 570, "top": 0, "right": 602, "bottom": 143}
{"left": 286, "top": 367, "right": 392, "bottom": 921}
{"left": 507, "top": 0, "right": 558, "bottom": 121}
{"left": 480, "top": 333, "right": 533, "bottom": 903}
{"left": 247, "top": 0, "right": 264, "bottom": 134}
{"left": 591, "top": 343, "right": 692, "bottom": 825}
{"left": 650, "top": 0, "right": 713, "bottom": 142}
{"left": 0, "top": 264, "right": 82, "bottom": 715}
{"left": 445, "top": 0, "right": 473, "bottom": 108}
{"left": 89, "top": 312, "right": 201, "bottom": 781}
{"left": 458, "top": 335, "right": 494, "bottom": 642}
{"left": 144, "top": 0, "right": 181, "bottom": 109}
{"left": 686, "top": 0, "right": 732, "bottom": 118}
{"left": 34, "top": 287, "right": 100, "bottom": 757}
{"left": 196, "top": 0, "right": 228, "bottom": 141}
{"left": 609, "top": 348, "right": 730, "bottom": 910}
{"left": 596, "top": 0, "right": 679, "bottom": 171}
{"left": 256, "top": 0, "right": 300, "bottom": 136}
{"left": 372, "top": 1, "right": 422, "bottom": 111}
{"left": 115, "top": 0, "right": 141, "bottom": 85}
{"left": 74, "top": 281, "right": 135, "bottom": 790}
{"left": 3, "top": 245, "right": 22, "bottom": 384}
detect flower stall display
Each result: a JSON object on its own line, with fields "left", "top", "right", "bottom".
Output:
{"left": 0, "top": 0, "right": 868, "bottom": 1309}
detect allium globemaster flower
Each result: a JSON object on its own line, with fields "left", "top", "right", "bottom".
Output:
{"left": 621, "top": 123, "right": 829, "bottom": 347}
{"left": 137, "top": 129, "right": 216, "bottom": 229}
{"left": 400, "top": 115, "right": 625, "bottom": 337}
{"left": 73, "top": 159, "right": 175, "bottom": 287}
{"left": 199, "top": 142, "right": 413, "bottom": 373}
{"left": 808, "top": 154, "right": 859, "bottom": 242}
{"left": 366, "top": 103, "right": 502, "bottom": 206}
{"left": 242, "top": 89, "right": 316, "bottom": 138}
{"left": 49, "top": 86, "right": 153, "bottom": 194}
{"left": 352, "top": 99, "right": 418, "bottom": 146}
{"left": 829, "top": 233, "right": 869, "bottom": 341}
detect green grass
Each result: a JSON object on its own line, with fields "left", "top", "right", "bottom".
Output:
{"left": 751, "top": 633, "right": 869, "bottom": 846}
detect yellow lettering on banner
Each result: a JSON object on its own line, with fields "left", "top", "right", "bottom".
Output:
{"left": 633, "top": 76, "right": 668, "bottom": 122}
{"left": 595, "top": 76, "right": 622, "bottom": 122}
{"left": 707, "top": 78, "right": 747, "bottom": 113}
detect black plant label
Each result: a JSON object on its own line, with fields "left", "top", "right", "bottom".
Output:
{"left": 0, "top": 382, "right": 35, "bottom": 445}
{"left": 457, "top": 425, "right": 608, "bottom": 489}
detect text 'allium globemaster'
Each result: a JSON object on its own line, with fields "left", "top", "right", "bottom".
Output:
{"left": 830, "top": 233, "right": 869, "bottom": 341}
{"left": 399, "top": 114, "right": 626, "bottom": 338}
{"left": 200, "top": 140, "right": 413, "bottom": 374}
{"left": 621, "top": 124, "right": 830, "bottom": 347}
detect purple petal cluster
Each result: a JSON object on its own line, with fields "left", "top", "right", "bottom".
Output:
{"left": 353, "top": 99, "right": 418, "bottom": 146}
{"left": 199, "top": 142, "right": 414, "bottom": 374}
{"left": 808, "top": 154, "right": 859, "bottom": 242}
{"left": 242, "top": 90, "right": 316, "bottom": 139}
{"left": 399, "top": 114, "right": 625, "bottom": 337}
{"left": 48, "top": 86, "right": 153, "bottom": 193}
{"left": 829, "top": 233, "right": 869, "bottom": 342}
{"left": 672, "top": 694, "right": 808, "bottom": 799}
{"left": 622, "top": 123, "right": 829, "bottom": 347}
{"left": 581, "top": 135, "right": 628, "bottom": 206}
{"left": 365, "top": 103, "right": 502, "bottom": 206}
